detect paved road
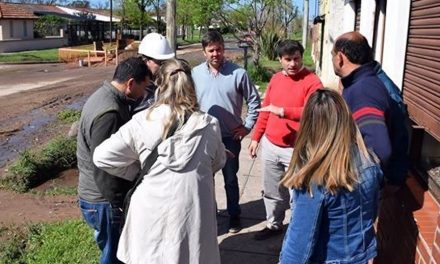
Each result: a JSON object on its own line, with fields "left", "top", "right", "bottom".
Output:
{"left": 0, "top": 63, "right": 114, "bottom": 97}
{"left": 0, "top": 41, "right": 242, "bottom": 98}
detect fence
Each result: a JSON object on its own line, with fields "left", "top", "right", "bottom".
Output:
{"left": 58, "top": 47, "right": 118, "bottom": 67}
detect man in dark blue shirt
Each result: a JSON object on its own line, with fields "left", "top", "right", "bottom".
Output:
{"left": 331, "top": 31, "right": 409, "bottom": 187}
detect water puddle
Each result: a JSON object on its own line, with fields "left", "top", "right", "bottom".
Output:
{"left": 0, "top": 97, "right": 86, "bottom": 168}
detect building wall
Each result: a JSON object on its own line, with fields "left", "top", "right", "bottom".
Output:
{"left": 0, "top": 19, "right": 34, "bottom": 41}
{"left": 0, "top": 36, "right": 68, "bottom": 53}
{"left": 375, "top": 174, "right": 440, "bottom": 264}
{"left": 359, "top": 0, "right": 376, "bottom": 45}
{"left": 381, "top": 0, "right": 411, "bottom": 89}
{"left": 318, "top": 0, "right": 346, "bottom": 88}
{"left": 317, "top": 1, "right": 440, "bottom": 263}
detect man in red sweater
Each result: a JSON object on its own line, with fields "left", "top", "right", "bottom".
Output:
{"left": 249, "top": 40, "right": 322, "bottom": 240}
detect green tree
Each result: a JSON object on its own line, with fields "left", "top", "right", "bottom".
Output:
{"left": 122, "top": 0, "right": 154, "bottom": 38}
{"left": 34, "top": 15, "right": 66, "bottom": 38}
{"left": 219, "top": 0, "right": 277, "bottom": 66}
{"left": 275, "top": 0, "right": 298, "bottom": 38}
{"left": 149, "top": 0, "right": 166, "bottom": 34}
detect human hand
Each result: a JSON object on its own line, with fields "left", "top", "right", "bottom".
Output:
{"left": 257, "top": 104, "right": 284, "bottom": 117}
{"left": 233, "top": 125, "right": 249, "bottom": 141}
{"left": 248, "top": 140, "right": 259, "bottom": 158}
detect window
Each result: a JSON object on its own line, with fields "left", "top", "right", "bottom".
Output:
{"left": 23, "top": 21, "right": 27, "bottom": 37}
{"left": 9, "top": 20, "right": 14, "bottom": 38}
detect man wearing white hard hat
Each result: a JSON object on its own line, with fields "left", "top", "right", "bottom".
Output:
{"left": 132, "top": 33, "right": 175, "bottom": 114}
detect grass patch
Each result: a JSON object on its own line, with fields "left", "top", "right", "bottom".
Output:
{"left": 57, "top": 109, "right": 81, "bottom": 123}
{"left": 0, "top": 49, "right": 59, "bottom": 63}
{"left": 0, "top": 225, "right": 27, "bottom": 264}
{"left": 2, "top": 137, "right": 77, "bottom": 192}
{"left": 0, "top": 220, "right": 99, "bottom": 264}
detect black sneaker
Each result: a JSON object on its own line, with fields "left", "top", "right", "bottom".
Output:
{"left": 228, "top": 216, "right": 241, "bottom": 233}
{"left": 253, "top": 227, "right": 283, "bottom": 240}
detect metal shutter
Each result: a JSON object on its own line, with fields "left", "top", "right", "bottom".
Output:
{"left": 403, "top": 0, "right": 440, "bottom": 141}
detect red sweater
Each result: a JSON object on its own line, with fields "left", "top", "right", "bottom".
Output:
{"left": 251, "top": 69, "right": 322, "bottom": 147}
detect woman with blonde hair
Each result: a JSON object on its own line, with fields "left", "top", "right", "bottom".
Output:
{"left": 93, "top": 59, "right": 226, "bottom": 264}
{"left": 279, "top": 89, "right": 383, "bottom": 264}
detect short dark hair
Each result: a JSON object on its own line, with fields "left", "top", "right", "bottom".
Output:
{"left": 201, "top": 30, "right": 224, "bottom": 49}
{"left": 113, "top": 57, "right": 152, "bottom": 83}
{"left": 277, "top": 40, "right": 304, "bottom": 57}
{"left": 333, "top": 35, "right": 372, "bottom": 65}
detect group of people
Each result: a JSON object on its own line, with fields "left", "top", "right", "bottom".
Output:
{"left": 77, "top": 30, "right": 408, "bottom": 264}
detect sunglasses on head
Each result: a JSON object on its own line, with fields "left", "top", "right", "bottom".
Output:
{"left": 140, "top": 55, "right": 163, "bottom": 65}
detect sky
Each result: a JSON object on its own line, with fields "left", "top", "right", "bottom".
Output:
{"left": 294, "top": 0, "right": 319, "bottom": 19}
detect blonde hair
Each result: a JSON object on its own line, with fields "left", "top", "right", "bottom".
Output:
{"left": 281, "top": 88, "right": 371, "bottom": 194}
{"left": 146, "top": 59, "right": 199, "bottom": 138}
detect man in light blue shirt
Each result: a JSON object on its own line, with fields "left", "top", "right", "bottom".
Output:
{"left": 192, "top": 31, "right": 261, "bottom": 233}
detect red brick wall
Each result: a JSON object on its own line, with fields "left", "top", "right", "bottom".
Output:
{"left": 374, "top": 174, "right": 440, "bottom": 264}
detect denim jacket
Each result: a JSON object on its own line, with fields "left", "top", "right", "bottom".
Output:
{"left": 280, "top": 148, "right": 383, "bottom": 264}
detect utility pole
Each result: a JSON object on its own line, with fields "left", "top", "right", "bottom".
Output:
{"left": 302, "top": 0, "right": 309, "bottom": 48}
{"left": 110, "top": 0, "right": 113, "bottom": 43}
{"left": 166, "top": 0, "right": 177, "bottom": 53}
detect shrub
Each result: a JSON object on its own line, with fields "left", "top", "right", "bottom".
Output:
{"left": 260, "top": 31, "right": 282, "bottom": 61}
{"left": 57, "top": 109, "right": 81, "bottom": 123}
{"left": 3, "top": 137, "right": 77, "bottom": 192}
{"left": 34, "top": 15, "right": 66, "bottom": 38}
{"left": 247, "top": 63, "right": 272, "bottom": 84}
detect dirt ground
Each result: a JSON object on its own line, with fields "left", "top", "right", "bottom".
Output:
{"left": 0, "top": 44, "right": 243, "bottom": 225}
{"left": 0, "top": 63, "right": 114, "bottom": 224}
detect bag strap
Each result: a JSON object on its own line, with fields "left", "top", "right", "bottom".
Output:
{"left": 131, "top": 113, "right": 191, "bottom": 191}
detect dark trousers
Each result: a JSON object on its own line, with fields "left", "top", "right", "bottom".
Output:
{"left": 222, "top": 137, "right": 242, "bottom": 217}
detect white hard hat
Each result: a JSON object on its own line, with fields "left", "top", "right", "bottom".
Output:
{"left": 138, "top": 33, "right": 175, "bottom": 60}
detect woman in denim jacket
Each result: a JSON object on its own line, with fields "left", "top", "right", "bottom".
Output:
{"left": 279, "top": 89, "right": 383, "bottom": 264}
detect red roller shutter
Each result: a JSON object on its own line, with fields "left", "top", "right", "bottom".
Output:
{"left": 403, "top": 0, "right": 440, "bottom": 141}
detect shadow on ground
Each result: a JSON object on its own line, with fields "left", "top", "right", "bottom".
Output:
{"left": 217, "top": 198, "right": 285, "bottom": 264}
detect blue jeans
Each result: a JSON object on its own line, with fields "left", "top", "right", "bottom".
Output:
{"left": 222, "top": 137, "right": 242, "bottom": 217}
{"left": 79, "top": 199, "right": 123, "bottom": 264}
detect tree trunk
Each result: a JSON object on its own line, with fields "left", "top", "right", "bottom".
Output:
{"left": 182, "top": 24, "right": 186, "bottom": 41}
{"left": 140, "top": 10, "right": 144, "bottom": 40}
{"left": 252, "top": 38, "right": 261, "bottom": 67}
{"left": 166, "top": 0, "right": 176, "bottom": 52}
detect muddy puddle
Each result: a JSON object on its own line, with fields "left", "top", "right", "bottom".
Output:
{"left": 0, "top": 97, "right": 86, "bottom": 168}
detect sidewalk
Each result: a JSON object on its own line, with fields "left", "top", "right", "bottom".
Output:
{"left": 215, "top": 136, "right": 291, "bottom": 264}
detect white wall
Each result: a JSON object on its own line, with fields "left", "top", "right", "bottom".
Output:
{"left": 381, "top": 0, "right": 411, "bottom": 89}
{"left": 0, "top": 36, "right": 68, "bottom": 53}
{"left": 359, "top": 0, "right": 376, "bottom": 45}
{"left": 0, "top": 19, "right": 34, "bottom": 41}
{"left": 319, "top": 0, "right": 351, "bottom": 88}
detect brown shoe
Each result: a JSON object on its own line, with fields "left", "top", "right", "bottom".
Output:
{"left": 253, "top": 227, "right": 283, "bottom": 240}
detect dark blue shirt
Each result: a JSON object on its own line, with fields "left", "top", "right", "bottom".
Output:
{"left": 341, "top": 64, "right": 392, "bottom": 169}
